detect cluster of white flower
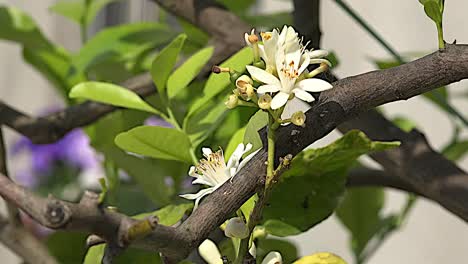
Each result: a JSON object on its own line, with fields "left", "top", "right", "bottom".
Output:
{"left": 245, "top": 26, "right": 333, "bottom": 110}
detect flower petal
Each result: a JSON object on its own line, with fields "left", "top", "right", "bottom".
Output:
{"left": 246, "top": 66, "right": 280, "bottom": 85}
{"left": 310, "top": 58, "right": 332, "bottom": 67}
{"left": 295, "top": 78, "right": 333, "bottom": 92}
{"left": 293, "top": 88, "right": 315, "bottom": 102}
{"left": 244, "top": 33, "right": 251, "bottom": 46}
{"left": 180, "top": 187, "right": 215, "bottom": 209}
{"left": 271, "top": 92, "right": 290, "bottom": 110}
{"left": 192, "top": 177, "right": 214, "bottom": 186}
{"left": 202, "top": 147, "right": 213, "bottom": 158}
{"left": 226, "top": 143, "right": 246, "bottom": 170}
{"left": 309, "top": 49, "right": 329, "bottom": 58}
{"left": 198, "top": 239, "right": 223, "bottom": 264}
{"left": 257, "top": 84, "right": 280, "bottom": 94}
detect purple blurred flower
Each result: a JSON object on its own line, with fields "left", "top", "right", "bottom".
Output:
{"left": 144, "top": 116, "right": 173, "bottom": 128}
{"left": 11, "top": 128, "right": 100, "bottom": 188}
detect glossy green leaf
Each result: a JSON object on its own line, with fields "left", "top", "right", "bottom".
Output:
{"left": 336, "top": 187, "right": 385, "bottom": 256}
{"left": 69, "top": 81, "right": 159, "bottom": 114}
{"left": 442, "top": 139, "right": 468, "bottom": 161}
{"left": 187, "top": 47, "right": 253, "bottom": 116}
{"left": 392, "top": 116, "right": 418, "bottom": 132}
{"left": 262, "top": 130, "right": 399, "bottom": 236}
{"left": 151, "top": 34, "right": 187, "bottom": 96}
{"left": 50, "top": 0, "right": 120, "bottom": 26}
{"left": 167, "top": 46, "right": 214, "bottom": 99}
{"left": 184, "top": 100, "right": 228, "bottom": 148}
{"left": 84, "top": 245, "right": 161, "bottom": 264}
{"left": 215, "top": 0, "right": 255, "bottom": 13}
{"left": 87, "top": 110, "right": 180, "bottom": 205}
{"left": 47, "top": 232, "right": 88, "bottom": 264}
{"left": 243, "top": 110, "right": 268, "bottom": 155}
{"left": 256, "top": 238, "right": 298, "bottom": 264}
{"left": 242, "top": 12, "right": 292, "bottom": 29}
{"left": 0, "top": 6, "right": 74, "bottom": 96}
{"left": 422, "top": 0, "right": 442, "bottom": 24}
{"left": 0, "top": 6, "right": 51, "bottom": 48}
{"left": 225, "top": 127, "right": 246, "bottom": 159}
{"left": 72, "top": 23, "right": 174, "bottom": 76}
{"left": 115, "top": 126, "right": 193, "bottom": 163}
{"left": 134, "top": 203, "right": 193, "bottom": 226}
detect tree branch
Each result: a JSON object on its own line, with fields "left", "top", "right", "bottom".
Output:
{"left": 1, "top": 43, "right": 468, "bottom": 261}
{"left": 0, "top": 215, "right": 59, "bottom": 264}
{"left": 293, "top": 0, "right": 321, "bottom": 49}
{"left": 346, "top": 167, "right": 423, "bottom": 196}
{"left": 339, "top": 110, "right": 468, "bottom": 222}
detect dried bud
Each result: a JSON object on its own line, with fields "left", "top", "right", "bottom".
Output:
{"left": 225, "top": 94, "right": 239, "bottom": 109}
{"left": 224, "top": 217, "right": 249, "bottom": 239}
{"left": 258, "top": 94, "right": 272, "bottom": 109}
{"left": 212, "top": 66, "right": 231, "bottom": 74}
{"left": 291, "top": 111, "right": 306, "bottom": 127}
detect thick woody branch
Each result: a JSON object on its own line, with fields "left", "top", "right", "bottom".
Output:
{"left": 0, "top": 74, "right": 153, "bottom": 144}
{"left": 339, "top": 110, "right": 468, "bottom": 222}
{"left": 346, "top": 167, "right": 423, "bottom": 196}
{"left": 0, "top": 215, "right": 58, "bottom": 264}
{"left": 150, "top": 0, "right": 250, "bottom": 69}
{"left": 1, "top": 44, "right": 468, "bottom": 261}
{"left": 293, "top": 0, "right": 322, "bottom": 49}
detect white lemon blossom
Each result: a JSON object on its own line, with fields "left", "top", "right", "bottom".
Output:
{"left": 198, "top": 239, "right": 282, "bottom": 264}
{"left": 180, "top": 143, "right": 258, "bottom": 209}
{"left": 246, "top": 47, "right": 332, "bottom": 109}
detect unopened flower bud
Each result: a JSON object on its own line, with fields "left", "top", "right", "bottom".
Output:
{"left": 236, "top": 75, "right": 253, "bottom": 89}
{"left": 291, "top": 111, "right": 306, "bottom": 127}
{"left": 262, "top": 251, "right": 283, "bottom": 264}
{"left": 258, "top": 94, "right": 272, "bottom": 109}
{"left": 224, "top": 217, "right": 249, "bottom": 239}
{"left": 198, "top": 239, "right": 222, "bottom": 264}
{"left": 225, "top": 94, "right": 239, "bottom": 109}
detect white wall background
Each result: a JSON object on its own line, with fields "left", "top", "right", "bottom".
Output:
{"left": 0, "top": 0, "right": 467, "bottom": 263}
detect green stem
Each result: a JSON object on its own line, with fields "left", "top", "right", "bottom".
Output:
{"left": 166, "top": 107, "right": 182, "bottom": 130}
{"left": 334, "top": 0, "right": 405, "bottom": 64}
{"left": 437, "top": 23, "right": 445, "bottom": 49}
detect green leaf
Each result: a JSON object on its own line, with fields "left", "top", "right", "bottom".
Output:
{"left": 215, "top": 0, "right": 255, "bottom": 13}
{"left": 392, "top": 116, "right": 417, "bottom": 132}
{"left": 0, "top": 6, "right": 75, "bottom": 97}
{"left": 187, "top": 47, "right": 253, "bottom": 116}
{"left": 69, "top": 81, "right": 159, "bottom": 114}
{"left": 151, "top": 34, "right": 187, "bottom": 96}
{"left": 167, "top": 46, "right": 214, "bottom": 99}
{"left": 243, "top": 110, "right": 268, "bottom": 155}
{"left": 442, "top": 139, "right": 468, "bottom": 161}
{"left": 184, "top": 100, "right": 228, "bottom": 148}
{"left": 87, "top": 110, "right": 181, "bottom": 205}
{"left": 84, "top": 245, "right": 161, "bottom": 264}
{"left": 115, "top": 126, "right": 193, "bottom": 163}
{"left": 225, "top": 127, "right": 246, "bottom": 159}
{"left": 50, "top": 0, "right": 120, "bottom": 26}
{"left": 256, "top": 238, "right": 298, "bottom": 264}
{"left": 0, "top": 6, "right": 51, "bottom": 49}
{"left": 336, "top": 187, "right": 385, "bottom": 256}
{"left": 49, "top": 0, "right": 84, "bottom": 24}
{"left": 47, "top": 232, "right": 88, "bottom": 264}
{"left": 241, "top": 12, "right": 292, "bottom": 29}
{"left": 422, "top": 1, "right": 442, "bottom": 24}
{"left": 262, "top": 130, "right": 399, "bottom": 237}
{"left": 72, "top": 22, "right": 174, "bottom": 77}
{"left": 133, "top": 203, "right": 193, "bottom": 225}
